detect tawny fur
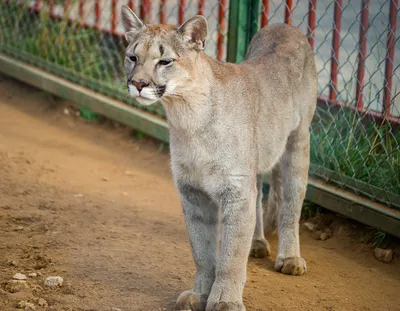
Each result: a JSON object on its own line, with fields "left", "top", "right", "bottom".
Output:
{"left": 121, "top": 6, "right": 317, "bottom": 311}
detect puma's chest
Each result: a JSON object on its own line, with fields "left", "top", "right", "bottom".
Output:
{"left": 169, "top": 135, "right": 231, "bottom": 190}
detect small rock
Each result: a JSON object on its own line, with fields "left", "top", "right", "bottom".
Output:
{"left": 303, "top": 222, "right": 315, "bottom": 231}
{"left": 312, "top": 230, "right": 322, "bottom": 240}
{"left": 63, "top": 108, "right": 70, "bottom": 116}
{"left": 102, "top": 177, "right": 109, "bottom": 181}
{"left": 336, "top": 225, "right": 345, "bottom": 236}
{"left": 111, "top": 308, "right": 122, "bottom": 311}
{"left": 320, "top": 232, "right": 329, "bottom": 241}
{"left": 75, "top": 111, "right": 80, "bottom": 117}
{"left": 7, "top": 259, "right": 18, "bottom": 267}
{"left": 25, "top": 303, "right": 36, "bottom": 311}
{"left": 38, "top": 298, "right": 48, "bottom": 307}
{"left": 34, "top": 255, "right": 51, "bottom": 269}
{"left": 122, "top": 192, "right": 128, "bottom": 196}
{"left": 374, "top": 248, "right": 393, "bottom": 263}
{"left": 13, "top": 273, "right": 27, "bottom": 280}
{"left": 4, "top": 280, "right": 29, "bottom": 293}
{"left": 323, "top": 227, "right": 333, "bottom": 238}
{"left": 44, "top": 276, "right": 63, "bottom": 287}
{"left": 15, "top": 226, "right": 24, "bottom": 231}
{"left": 125, "top": 170, "right": 134, "bottom": 176}
{"left": 72, "top": 193, "right": 84, "bottom": 198}
{"left": 28, "top": 273, "right": 37, "bottom": 278}
{"left": 17, "top": 301, "right": 27, "bottom": 309}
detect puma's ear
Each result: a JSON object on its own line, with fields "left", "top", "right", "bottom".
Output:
{"left": 121, "top": 5, "right": 145, "bottom": 42}
{"left": 177, "top": 15, "right": 208, "bottom": 51}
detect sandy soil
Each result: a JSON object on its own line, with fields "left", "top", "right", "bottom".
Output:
{"left": 0, "top": 75, "right": 399, "bottom": 311}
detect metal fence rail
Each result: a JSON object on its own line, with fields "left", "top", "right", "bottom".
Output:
{"left": 0, "top": 0, "right": 399, "bottom": 212}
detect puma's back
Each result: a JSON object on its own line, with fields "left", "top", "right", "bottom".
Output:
{"left": 239, "top": 24, "right": 318, "bottom": 173}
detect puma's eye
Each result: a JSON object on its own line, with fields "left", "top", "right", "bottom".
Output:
{"left": 158, "top": 59, "right": 173, "bottom": 66}
{"left": 128, "top": 55, "right": 137, "bottom": 62}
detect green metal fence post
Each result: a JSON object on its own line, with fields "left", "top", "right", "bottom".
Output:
{"left": 227, "top": 0, "right": 262, "bottom": 63}
{"left": 249, "top": 0, "right": 262, "bottom": 40}
{"left": 226, "top": 0, "right": 250, "bottom": 63}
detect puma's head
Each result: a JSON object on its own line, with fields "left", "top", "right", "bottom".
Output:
{"left": 121, "top": 6, "right": 208, "bottom": 106}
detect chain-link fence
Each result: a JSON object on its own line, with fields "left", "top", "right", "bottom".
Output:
{"left": 0, "top": 0, "right": 230, "bottom": 117}
{"left": 256, "top": 0, "right": 399, "bottom": 209}
{"left": 0, "top": 0, "right": 399, "bottom": 210}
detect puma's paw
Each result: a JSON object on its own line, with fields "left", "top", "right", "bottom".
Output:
{"left": 176, "top": 290, "right": 207, "bottom": 311}
{"left": 206, "top": 301, "right": 245, "bottom": 311}
{"left": 274, "top": 256, "right": 306, "bottom": 276}
{"left": 206, "top": 283, "right": 245, "bottom": 311}
{"left": 250, "top": 238, "right": 271, "bottom": 258}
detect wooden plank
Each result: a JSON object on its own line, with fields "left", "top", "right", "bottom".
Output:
{"left": 262, "top": 175, "right": 400, "bottom": 238}
{"left": 0, "top": 53, "right": 170, "bottom": 143}
{"left": 307, "top": 177, "right": 400, "bottom": 238}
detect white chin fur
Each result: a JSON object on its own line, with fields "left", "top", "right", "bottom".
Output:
{"left": 135, "top": 97, "right": 157, "bottom": 106}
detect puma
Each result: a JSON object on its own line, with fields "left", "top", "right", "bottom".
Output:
{"left": 121, "top": 6, "right": 317, "bottom": 311}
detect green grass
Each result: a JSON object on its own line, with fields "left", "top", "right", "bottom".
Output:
{"left": 373, "top": 231, "right": 391, "bottom": 248}
{"left": 310, "top": 107, "right": 400, "bottom": 198}
{"left": 0, "top": 4, "right": 124, "bottom": 84}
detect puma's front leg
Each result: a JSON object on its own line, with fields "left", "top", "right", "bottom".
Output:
{"left": 206, "top": 182, "right": 257, "bottom": 311}
{"left": 176, "top": 184, "right": 219, "bottom": 311}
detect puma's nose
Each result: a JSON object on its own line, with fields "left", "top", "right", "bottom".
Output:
{"left": 132, "top": 80, "right": 149, "bottom": 92}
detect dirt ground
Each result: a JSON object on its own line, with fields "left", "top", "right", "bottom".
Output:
{"left": 0, "top": 74, "right": 399, "bottom": 311}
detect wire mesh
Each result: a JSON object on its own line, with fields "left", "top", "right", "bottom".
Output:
{"left": 0, "top": 0, "right": 399, "bottom": 209}
{"left": 0, "top": 0, "right": 230, "bottom": 117}
{"left": 258, "top": 0, "right": 399, "bottom": 208}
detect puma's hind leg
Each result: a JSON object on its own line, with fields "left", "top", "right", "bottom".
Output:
{"left": 250, "top": 167, "right": 281, "bottom": 259}
{"left": 250, "top": 174, "right": 271, "bottom": 258}
{"left": 274, "top": 126, "right": 310, "bottom": 276}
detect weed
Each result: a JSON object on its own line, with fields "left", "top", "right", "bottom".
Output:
{"left": 301, "top": 201, "right": 322, "bottom": 220}
{"left": 373, "top": 231, "right": 391, "bottom": 248}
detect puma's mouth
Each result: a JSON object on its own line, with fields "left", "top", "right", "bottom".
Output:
{"left": 127, "top": 84, "right": 166, "bottom": 106}
{"left": 128, "top": 84, "right": 166, "bottom": 98}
